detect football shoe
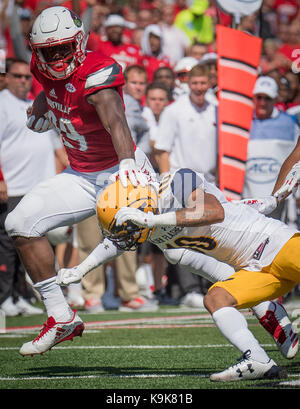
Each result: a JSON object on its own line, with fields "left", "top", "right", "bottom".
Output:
{"left": 210, "top": 350, "right": 280, "bottom": 382}
{"left": 19, "top": 310, "right": 84, "bottom": 356}
{"left": 257, "top": 301, "right": 299, "bottom": 359}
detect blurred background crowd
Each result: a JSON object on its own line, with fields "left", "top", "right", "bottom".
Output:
{"left": 1, "top": 0, "right": 300, "bottom": 316}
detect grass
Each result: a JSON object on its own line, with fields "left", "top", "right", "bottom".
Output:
{"left": 1, "top": 304, "right": 300, "bottom": 394}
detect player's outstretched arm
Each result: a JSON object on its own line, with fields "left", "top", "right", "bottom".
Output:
{"left": 273, "top": 136, "right": 300, "bottom": 200}
{"left": 56, "top": 238, "right": 123, "bottom": 286}
{"left": 87, "top": 88, "right": 148, "bottom": 188}
{"left": 115, "top": 189, "right": 225, "bottom": 229}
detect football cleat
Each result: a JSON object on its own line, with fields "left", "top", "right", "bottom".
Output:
{"left": 19, "top": 310, "right": 84, "bottom": 356}
{"left": 258, "top": 301, "right": 299, "bottom": 359}
{"left": 210, "top": 350, "right": 280, "bottom": 382}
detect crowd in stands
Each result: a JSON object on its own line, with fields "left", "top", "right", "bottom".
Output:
{"left": 1, "top": 0, "right": 300, "bottom": 315}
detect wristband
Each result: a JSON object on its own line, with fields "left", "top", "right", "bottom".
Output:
{"left": 152, "top": 212, "right": 177, "bottom": 227}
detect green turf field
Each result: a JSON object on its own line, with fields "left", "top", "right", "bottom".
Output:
{"left": 1, "top": 304, "right": 300, "bottom": 392}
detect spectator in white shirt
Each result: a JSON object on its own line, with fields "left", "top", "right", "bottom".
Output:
{"left": 155, "top": 64, "right": 218, "bottom": 181}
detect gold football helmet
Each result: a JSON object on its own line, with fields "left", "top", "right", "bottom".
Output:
{"left": 97, "top": 179, "right": 158, "bottom": 250}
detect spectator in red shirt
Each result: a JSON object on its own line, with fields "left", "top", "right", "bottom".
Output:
{"left": 96, "top": 14, "right": 142, "bottom": 71}
{"left": 278, "top": 21, "right": 300, "bottom": 64}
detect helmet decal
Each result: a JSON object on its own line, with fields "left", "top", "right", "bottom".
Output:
{"left": 69, "top": 9, "right": 82, "bottom": 27}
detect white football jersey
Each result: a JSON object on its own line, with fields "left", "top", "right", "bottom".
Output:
{"left": 149, "top": 169, "right": 298, "bottom": 271}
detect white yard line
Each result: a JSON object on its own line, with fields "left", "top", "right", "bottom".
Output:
{"left": 1, "top": 371, "right": 300, "bottom": 383}
{"left": 0, "top": 343, "right": 275, "bottom": 351}
{"left": 0, "top": 373, "right": 207, "bottom": 381}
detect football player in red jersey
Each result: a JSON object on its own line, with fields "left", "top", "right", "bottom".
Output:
{"left": 5, "top": 6, "right": 155, "bottom": 356}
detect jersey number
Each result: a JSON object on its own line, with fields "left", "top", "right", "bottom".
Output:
{"left": 167, "top": 236, "right": 217, "bottom": 253}
{"left": 48, "top": 111, "right": 88, "bottom": 151}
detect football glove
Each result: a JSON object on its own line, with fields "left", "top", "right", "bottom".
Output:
{"left": 274, "top": 162, "right": 300, "bottom": 201}
{"left": 56, "top": 266, "right": 84, "bottom": 286}
{"left": 116, "top": 207, "right": 154, "bottom": 228}
{"left": 115, "top": 207, "right": 177, "bottom": 228}
{"left": 118, "top": 158, "right": 148, "bottom": 188}
{"left": 232, "top": 195, "right": 277, "bottom": 215}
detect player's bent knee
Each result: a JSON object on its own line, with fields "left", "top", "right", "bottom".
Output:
{"left": 204, "top": 286, "right": 236, "bottom": 313}
{"left": 4, "top": 211, "right": 19, "bottom": 237}
{"left": 4, "top": 208, "right": 37, "bottom": 238}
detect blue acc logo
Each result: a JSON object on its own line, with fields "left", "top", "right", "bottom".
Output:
{"left": 246, "top": 157, "right": 281, "bottom": 184}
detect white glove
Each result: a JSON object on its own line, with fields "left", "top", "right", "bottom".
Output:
{"left": 27, "top": 112, "right": 53, "bottom": 133}
{"left": 56, "top": 266, "right": 84, "bottom": 286}
{"left": 232, "top": 195, "right": 277, "bottom": 215}
{"left": 116, "top": 207, "right": 154, "bottom": 228}
{"left": 118, "top": 158, "right": 148, "bottom": 188}
{"left": 274, "top": 162, "right": 300, "bottom": 201}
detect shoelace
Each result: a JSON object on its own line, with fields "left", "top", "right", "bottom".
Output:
{"left": 230, "top": 349, "right": 252, "bottom": 368}
{"left": 33, "top": 318, "right": 54, "bottom": 342}
{"left": 239, "top": 349, "right": 251, "bottom": 361}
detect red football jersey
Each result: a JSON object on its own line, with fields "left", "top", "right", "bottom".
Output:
{"left": 31, "top": 51, "right": 135, "bottom": 172}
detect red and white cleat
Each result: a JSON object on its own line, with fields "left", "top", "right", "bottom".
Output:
{"left": 19, "top": 310, "right": 84, "bottom": 356}
{"left": 258, "top": 301, "right": 298, "bottom": 359}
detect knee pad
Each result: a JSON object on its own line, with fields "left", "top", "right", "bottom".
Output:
{"left": 4, "top": 192, "right": 49, "bottom": 238}
{"left": 4, "top": 209, "right": 23, "bottom": 237}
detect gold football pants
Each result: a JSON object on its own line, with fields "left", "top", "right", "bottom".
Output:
{"left": 209, "top": 233, "right": 300, "bottom": 309}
